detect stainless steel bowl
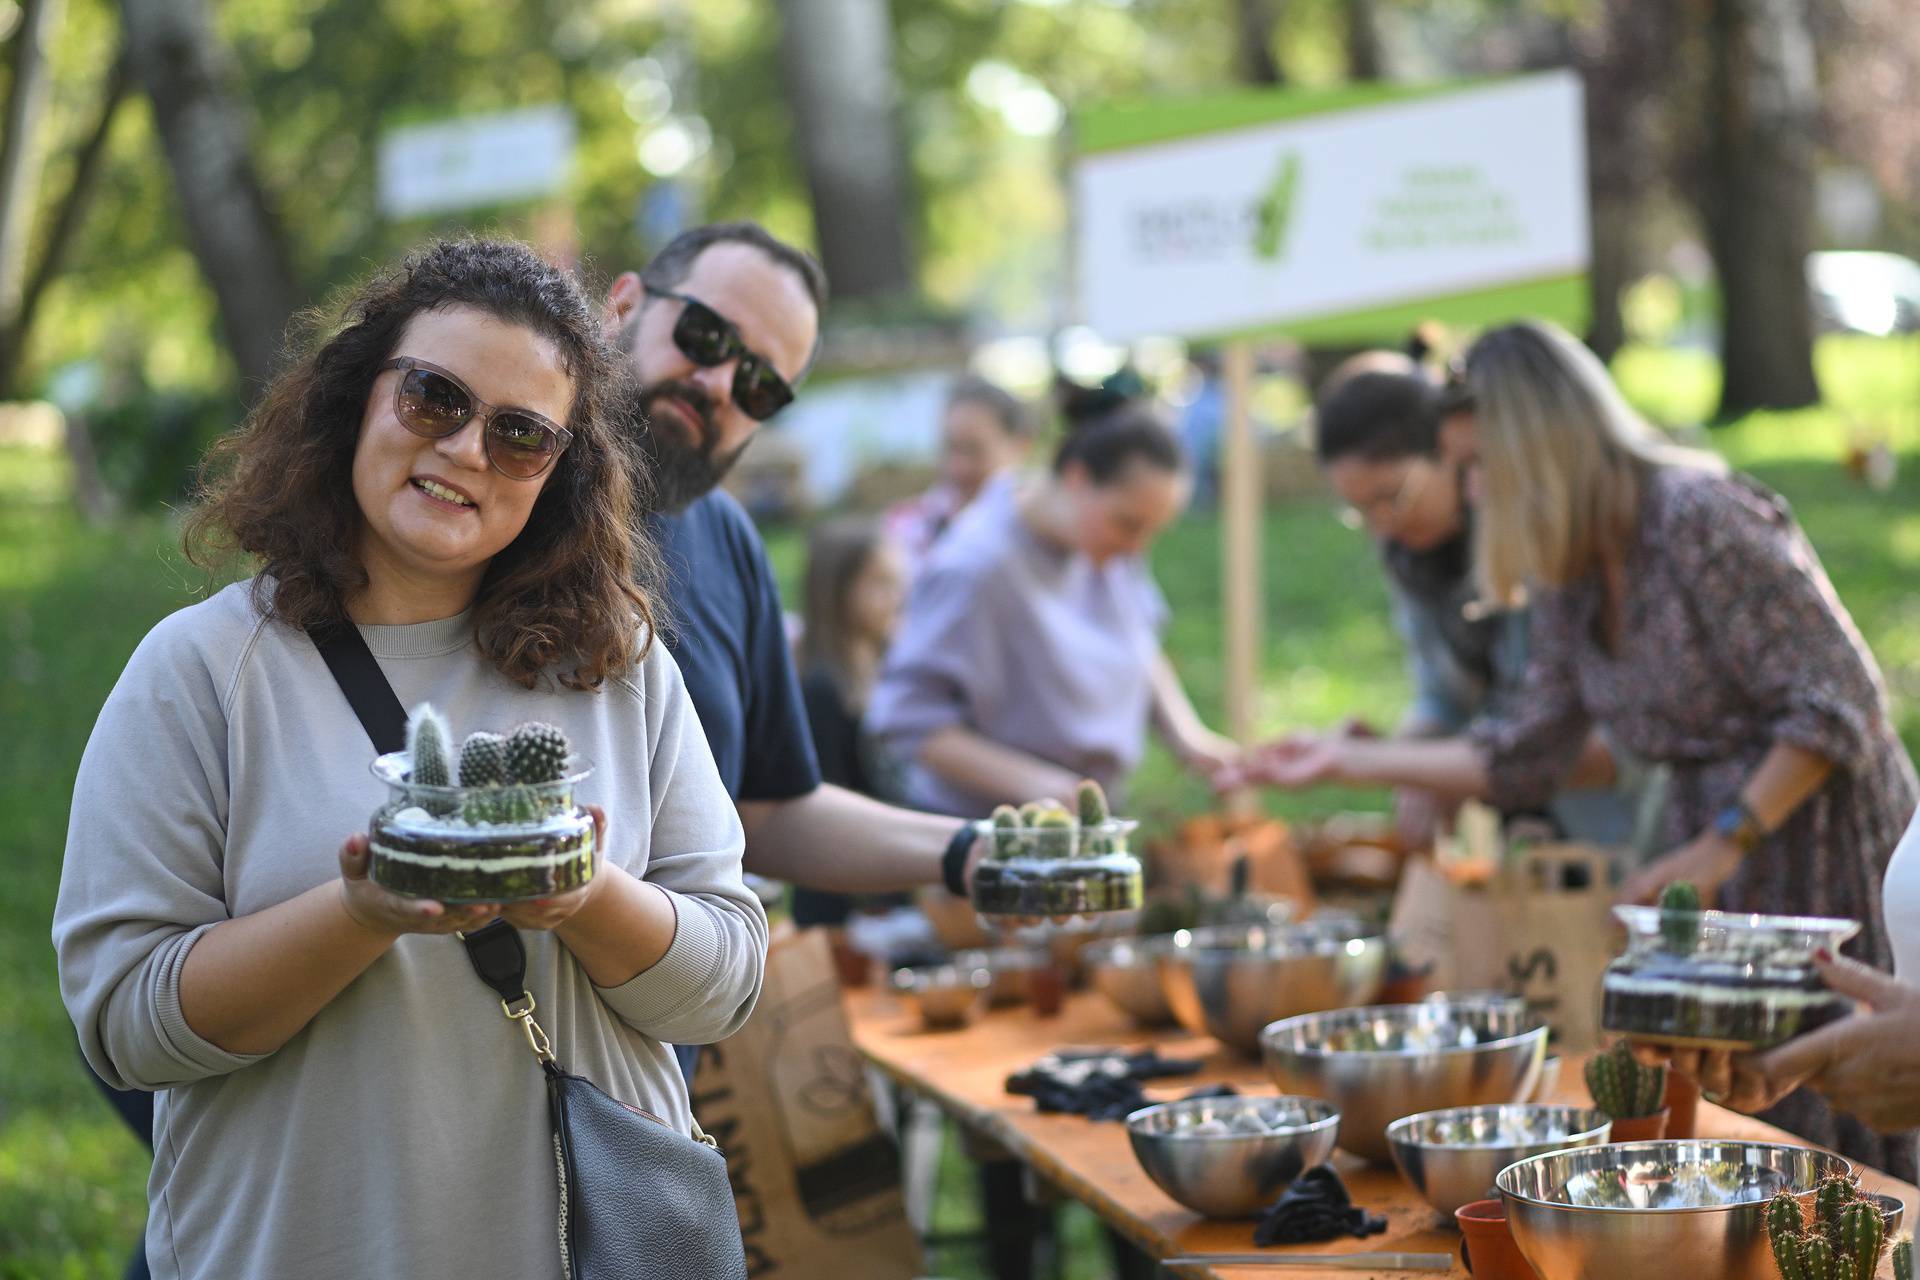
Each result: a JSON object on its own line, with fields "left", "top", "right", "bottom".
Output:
{"left": 1387, "top": 1104, "right": 1612, "bottom": 1219}
{"left": 1084, "top": 938, "right": 1177, "bottom": 1027}
{"left": 1259, "top": 1001, "right": 1548, "bottom": 1164}
{"left": 1155, "top": 921, "right": 1389, "bottom": 1056}
{"left": 1125, "top": 1095, "right": 1341, "bottom": 1219}
{"left": 950, "top": 946, "right": 1049, "bottom": 1007}
{"left": 1867, "top": 1191, "right": 1905, "bottom": 1237}
{"left": 890, "top": 963, "right": 990, "bottom": 1030}
{"left": 1497, "top": 1140, "right": 1853, "bottom": 1280}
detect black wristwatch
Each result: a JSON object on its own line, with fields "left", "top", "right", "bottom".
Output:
{"left": 942, "top": 822, "right": 977, "bottom": 898}
{"left": 1712, "top": 800, "right": 1766, "bottom": 854}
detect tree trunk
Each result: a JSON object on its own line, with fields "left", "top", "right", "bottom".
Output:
{"left": 1233, "top": 0, "right": 1284, "bottom": 85}
{"left": 0, "top": 0, "right": 64, "bottom": 326}
{"left": 1697, "top": 0, "right": 1821, "bottom": 416}
{"left": 1345, "top": 0, "right": 1385, "bottom": 82}
{"left": 121, "top": 0, "right": 298, "bottom": 393}
{"left": 0, "top": 54, "right": 130, "bottom": 395}
{"left": 772, "top": 0, "right": 914, "bottom": 302}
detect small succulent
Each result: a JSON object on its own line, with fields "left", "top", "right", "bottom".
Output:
{"left": 1892, "top": 1234, "right": 1911, "bottom": 1280}
{"left": 1017, "top": 800, "right": 1050, "bottom": 826}
{"left": 1031, "top": 805, "right": 1079, "bottom": 860}
{"left": 458, "top": 731, "right": 509, "bottom": 787}
{"left": 1583, "top": 1040, "right": 1666, "bottom": 1119}
{"left": 1659, "top": 880, "right": 1703, "bottom": 952}
{"left": 988, "top": 805, "right": 1023, "bottom": 860}
{"left": 406, "top": 703, "right": 452, "bottom": 787}
{"left": 506, "top": 722, "right": 570, "bottom": 784}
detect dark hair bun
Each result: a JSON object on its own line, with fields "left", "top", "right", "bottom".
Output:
{"left": 1056, "top": 367, "right": 1147, "bottom": 427}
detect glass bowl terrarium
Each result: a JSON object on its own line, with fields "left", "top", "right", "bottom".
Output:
{"left": 367, "top": 704, "right": 595, "bottom": 903}
{"left": 969, "top": 780, "right": 1145, "bottom": 921}
{"left": 1600, "top": 885, "right": 1859, "bottom": 1052}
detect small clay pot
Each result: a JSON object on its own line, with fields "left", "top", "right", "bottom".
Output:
{"left": 1606, "top": 1107, "right": 1671, "bottom": 1143}
{"left": 1664, "top": 1074, "right": 1700, "bottom": 1139}
{"left": 1456, "top": 1199, "right": 1538, "bottom": 1279}
{"left": 1029, "top": 964, "right": 1066, "bottom": 1017}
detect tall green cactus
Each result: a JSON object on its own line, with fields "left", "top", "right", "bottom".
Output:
{"left": 1803, "top": 1236, "right": 1837, "bottom": 1280}
{"left": 1077, "top": 779, "right": 1114, "bottom": 854}
{"left": 1659, "top": 880, "right": 1703, "bottom": 952}
{"left": 1769, "top": 1191, "right": 1806, "bottom": 1255}
{"left": 406, "top": 703, "right": 452, "bottom": 787}
{"left": 1838, "top": 1200, "right": 1886, "bottom": 1279}
{"left": 1584, "top": 1040, "right": 1667, "bottom": 1119}
{"left": 1815, "top": 1176, "right": 1856, "bottom": 1244}
{"left": 989, "top": 804, "right": 1023, "bottom": 860}
{"left": 1774, "top": 1232, "right": 1806, "bottom": 1280}
{"left": 1892, "top": 1234, "right": 1911, "bottom": 1280}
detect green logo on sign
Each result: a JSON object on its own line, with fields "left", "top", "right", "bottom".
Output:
{"left": 1254, "top": 152, "right": 1302, "bottom": 261}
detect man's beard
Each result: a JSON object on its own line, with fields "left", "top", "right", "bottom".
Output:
{"left": 628, "top": 379, "right": 748, "bottom": 515}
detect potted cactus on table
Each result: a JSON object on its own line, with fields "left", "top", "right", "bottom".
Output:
{"left": 1768, "top": 1175, "right": 1894, "bottom": 1280}
{"left": 1584, "top": 1038, "right": 1670, "bottom": 1142}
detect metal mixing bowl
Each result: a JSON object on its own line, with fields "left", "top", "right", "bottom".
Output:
{"left": 890, "top": 963, "right": 990, "bottom": 1030}
{"left": 1497, "top": 1140, "right": 1853, "bottom": 1280}
{"left": 1154, "top": 921, "right": 1389, "bottom": 1056}
{"left": 1387, "top": 1104, "right": 1612, "bottom": 1218}
{"left": 1259, "top": 1001, "right": 1548, "bottom": 1164}
{"left": 1125, "top": 1095, "right": 1341, "bottom": 1219}
{"left": 950, "top": 946, "right": 1049, "bottom": 1007}
{"left": 1084, "top": 938, "right": 1177, "bottom": 1027}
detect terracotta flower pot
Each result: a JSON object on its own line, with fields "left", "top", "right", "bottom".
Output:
{"left": 1607, "top": 1107, "right": 1671, "bottom": 1143}
{"left": 1664, "top": 1073, "right": 1700, "bottom": 1139}
{"left": 1456, "top": 1199, "right": 1538, "bottom": 1280}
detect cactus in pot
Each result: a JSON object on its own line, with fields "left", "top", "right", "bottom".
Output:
{"left": 1837, "top": 1199, "right": 1886, "bottom": 1278}
{"left": 1769, "top": 1190, "right": 1807, "bottom": 1256}
{"left": 1584, "top": 1039, "right": 1667, "bottom": 1120}
{"left": 1814, "top": 1175, "right": 1856, "bottom": 1246}
{"left": 1892, "top": 1235, "right": 1911, "bottom": 1280}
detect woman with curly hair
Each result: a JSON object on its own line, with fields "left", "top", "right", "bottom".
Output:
{"left": 52, "top": 237, "right": 766, "bottom": 1279}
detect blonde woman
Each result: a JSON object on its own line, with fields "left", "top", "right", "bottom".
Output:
{"left": 1238, "top": 320, "right": 1917, "bottom": 1179}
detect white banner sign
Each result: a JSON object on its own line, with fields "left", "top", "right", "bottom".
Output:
{"left": 1073, "top": 72, "right": 1589, "bottom": 341}
{"left": 379, "top": 106, "right": 576, "bottom": 220}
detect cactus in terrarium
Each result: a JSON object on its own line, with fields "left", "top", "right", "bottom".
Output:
{"left": 989, "top": 804, "right": 1024, "bottom": 860}
{"left": 459, "top": 731, "right": 509, "bottom": 787}
{"left": 1892, "top": 1234, "right": 1911, "bottom": 1280}
{"left": 1838, "top": 1199, "right": 1886, "bottom": 1278}
{"left": 506, "top": 722, "right": 570, "bottom": 784}
{"left": 1584, "top": 1040, "right": 1666, "bottom": 1119}
{"left": 1017, "top": 800, "right": 1051, "bottom": 827}
{"left": 1077, "top": 779, "right": 1116, "bottom": 854}
{"left": 406, "top": 703, "right": 453, "bottom": 787}
{"left": 1659, "top": 880, "right": 1702, "bottom": 952}
{"left": 1031, "top": 805, "right": 1078, "bottom": 860}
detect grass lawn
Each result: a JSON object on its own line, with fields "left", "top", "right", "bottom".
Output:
{"left": 3, "top": 335, "right": 1918, "bottom": 1277}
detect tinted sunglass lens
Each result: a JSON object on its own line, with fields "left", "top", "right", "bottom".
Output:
{"left": 397, "top": 368, "right": 472, "bottom": 435}
{"left": 674, "top": 303, "right": 734, "bottom": 366}
{"left": 735, "top": 360, "right": 794, "bottom": 421}
{"left": 487, "top": 415, "right": 558, "bottom": 478}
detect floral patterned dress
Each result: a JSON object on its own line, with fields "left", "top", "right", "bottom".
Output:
{"left": 1470, "top": 466, "right": 1918, "bottom": 1180}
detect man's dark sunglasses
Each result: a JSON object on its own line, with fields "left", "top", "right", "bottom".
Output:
{"left": 649, "top": 288, "right": 796, "bottom": 421}
{"left": 379, "top": 357, "right": 572, "bottom": 480}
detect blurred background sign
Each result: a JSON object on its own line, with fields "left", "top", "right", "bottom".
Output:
{"left": 377, "top": 105, "right": 577, "bottom": 220}
{"left": 1072, "top": 71, "right": 1590, "bottom": 344}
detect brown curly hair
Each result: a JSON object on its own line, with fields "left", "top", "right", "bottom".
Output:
{"left": 184, "top": 236, "right": 660, "bottom": 691}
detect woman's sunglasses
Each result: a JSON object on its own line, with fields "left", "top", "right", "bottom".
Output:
{"left": 379, "top": 357, "right": 573, "bottom": 480}
{"left": 649, "top": 288, "right": 796, "bottom": 421}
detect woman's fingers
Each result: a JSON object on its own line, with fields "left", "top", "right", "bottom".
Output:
{"left": 338, "top": 833, "right": 371, "bottom": 879}
{"left": 1811, "top": 952, "right": 1909, "bottom": 1012}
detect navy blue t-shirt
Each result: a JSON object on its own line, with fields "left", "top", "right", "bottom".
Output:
{"left": 650, "top": 489, "right": 821, "bottom": 804}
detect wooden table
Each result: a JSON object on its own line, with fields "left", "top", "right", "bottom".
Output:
{"left": 848, "top": 989, "right": 1918, "bottom": 1279}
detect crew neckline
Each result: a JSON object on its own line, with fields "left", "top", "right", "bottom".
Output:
{"left": 356, "top": 609, "right": 474, "bottom": 658}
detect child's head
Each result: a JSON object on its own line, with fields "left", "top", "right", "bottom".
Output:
{"left": 800, "top": 517, "right": 907, "bottom": 696}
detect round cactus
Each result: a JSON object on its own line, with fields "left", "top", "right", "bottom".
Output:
{"left": 1017, "top": 800, "right": 1051, "bottom": 826}
{"left": 458, "top": 731, "right": 509, "bottom": 787}
{"left": 505, "top": 721, "right": 570, "bottom": 784}
{"left": 1659, "top": 879, "right": 1703, "bottom": 952}
{"left": 1031, "top": 805, "right": 1078, "bottom": 860}
{"left": 405, "top": 703, "right": 452, "bottom": 787}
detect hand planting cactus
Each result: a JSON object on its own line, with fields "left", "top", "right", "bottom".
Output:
{"left": 1583, "top": 1040, "right": 1666, "bottom": 1119}
{"left": 1601, "top": 895, "right": 1860, "bottom": 1052}
{"left": 368, "top": 704, "right": 594, "bottom": 903}
{"left": 968, "top": 780, "right": 1143, "bottom": 919}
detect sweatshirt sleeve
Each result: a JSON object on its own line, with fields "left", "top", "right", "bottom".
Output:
{"left": 591, "top": 642, "right": 767, "bottom": 1044}
{"left": 52, "top": 609, "right": 269, "bottom": 1090}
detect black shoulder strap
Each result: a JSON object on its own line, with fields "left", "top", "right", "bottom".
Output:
{"left": 308, "top": 622, "right": 529, "bottom": 1003}
{"left": 310, "top": 621, "right": 408, "bottom": 756}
